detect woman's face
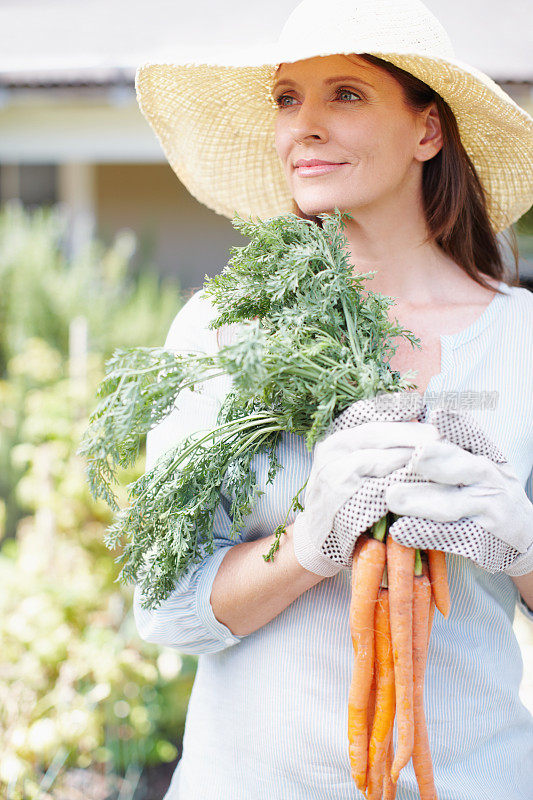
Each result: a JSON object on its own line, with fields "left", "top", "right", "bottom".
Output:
{"left": 273, "top": 54, "right": 438, "bottom": 219}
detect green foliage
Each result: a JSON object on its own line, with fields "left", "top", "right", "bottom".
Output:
{"left": 0, "top": 201, "right": 181, "bottom": 374}
{"left": 205, "top": 211, "right": 421, "bottom": 438}
{"left": 515, "top": 206, "right": 533, "bottom": 263}
{"left": 81, "top": 209, "right": 421, "bottom": 611}
{"left": 0, "top": 201, "right": 182, "bottom": 539}
{"left": 0, "top": 340, "right": 193, "bottom": 800}
{"left": 516, "top": 205, "right": 533, "bottom": 235}
{"left": 80, "top": 346, "right": 225, "bottom": 511}
{"left": 0, "top": 204, "right": 188, "bottom": 797}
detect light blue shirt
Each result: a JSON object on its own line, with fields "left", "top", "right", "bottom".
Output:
{"left": 134, "top": 281, "right": 533, "bottom": 800}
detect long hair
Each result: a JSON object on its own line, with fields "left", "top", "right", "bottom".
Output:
{"left": 292, "top": 53, "right": 520, "bottom": 292}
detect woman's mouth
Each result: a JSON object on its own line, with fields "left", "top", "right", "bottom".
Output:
{"left": 294, "top": 162, "right": 349, "bottom": 177}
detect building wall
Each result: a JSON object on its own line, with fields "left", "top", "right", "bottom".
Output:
{"left": 94, "top": 163, "right": 246, "bottom": 290}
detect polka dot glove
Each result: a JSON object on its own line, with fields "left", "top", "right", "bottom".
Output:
{"left": 332, "top": 401, "right": 532, "bottom": 576}
{"left": 292, "top": 392, "right": 440, "bottom": 577}
{"left": 385, "top": 424, "right": 533, "bottom": 577}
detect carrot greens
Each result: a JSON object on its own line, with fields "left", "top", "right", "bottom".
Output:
{"left": 79, "top": 208, "right": 420, "bottom": 610}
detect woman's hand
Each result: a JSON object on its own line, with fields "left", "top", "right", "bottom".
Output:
{"left": 292, "top": 393, "right": 440, "bottom": 577}
{"left": 385, "top": 436, "right": 533, "bottom": 577}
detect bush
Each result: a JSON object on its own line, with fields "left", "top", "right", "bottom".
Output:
{"left": 0, "top": 202, "right": 182, "bottom": 538}
{"left": 0, "top": 201, "right": 182, "bottom": 372}
{"left": 0, "top": 205, "right": 193, "bottom": 799}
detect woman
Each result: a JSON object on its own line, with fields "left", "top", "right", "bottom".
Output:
{"left": 133, "top": 0, "right": 533, "bottom": 797}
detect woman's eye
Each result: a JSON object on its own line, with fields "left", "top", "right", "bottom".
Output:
{"left": 337, "top": 88, "right": 362, "bottom": 102}
{"left": 273, "top": 88, "right": 363, "bottom": 108}
{"left": 274, "top": 93, "right": 295, "bottom": 108}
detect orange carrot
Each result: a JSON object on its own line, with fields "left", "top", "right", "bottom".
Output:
{"left": 424, "top": 557, "right": 436, "bottom": 634}
{"left": 367, "top": 670, "right": 377, "bottom": 755}
{"left": 348, "top": 536, "right": 387, "bottom": 791}
{"left": 365, "top": 671, "right": 377, "bottom": 796}
{"left": 427, "top": 550, "right": 450, "bottom": 618}
{"left": 429, "top": 596, "right": 436, "bottom": 634}
{"left": 386, "top": 536, "right": 415, "bottom": 784}
{"left": 412, "top": 571, "right": 438, "bottom": 799}
{"left": 382, "top": 735, "right": 397, "bottom": 800}
{"left": 366, "top": 588, "right": 396, "bottom": 800}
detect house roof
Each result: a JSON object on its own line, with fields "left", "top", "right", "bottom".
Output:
{"left": 0, "top": 0, "right": 531, "bottom": 84}
{"left": 0, "top": 67, "right": 134, "bottom": 90}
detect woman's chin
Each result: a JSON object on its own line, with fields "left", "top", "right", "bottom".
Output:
{"left": 293, "top": 192, "right": 357, "bottom": 218}
{"left": 295, "top": 200, "right": 346, "bottom": 217}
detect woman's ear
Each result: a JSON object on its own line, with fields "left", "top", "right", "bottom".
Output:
{"left": 416, "top": 102, "right": 443, "bottom": 162}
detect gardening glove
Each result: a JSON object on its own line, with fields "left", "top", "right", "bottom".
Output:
{"left": 330, "top": 403, "right": 513, "bottom": 563}
{"left": 384, "top": 417, "right": 533, "bottom": 576}
{"left": 292, "top": 391, "right": 441, "bottom": 577}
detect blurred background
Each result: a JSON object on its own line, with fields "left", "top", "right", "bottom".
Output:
{"left": 0, "top": 1, "right": 532, "bottom": 798}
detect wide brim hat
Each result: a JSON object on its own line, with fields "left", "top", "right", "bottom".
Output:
{"left": 135, "top": 0, "right": 533, "bottom": 234}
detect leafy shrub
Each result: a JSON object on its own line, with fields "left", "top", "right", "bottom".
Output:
{"left": 0, "top": 339, "right": 195, "bottom": 799}
{"left": 0, "top": 202, "right": 182, "bottom": 537}
{"left": 0, "top": 204, "right": 192, "bottom": 798}
{"left": 0, "top": 201, "right": 181, "bottom": 373}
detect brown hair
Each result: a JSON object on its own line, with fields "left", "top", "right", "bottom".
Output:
{"left": 292, "top": 53, "right": 521, "bottom": 293}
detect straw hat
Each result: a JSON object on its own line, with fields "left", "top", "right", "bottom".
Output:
{"left": 136, "top": 0, "right": 533, "bottom": 234}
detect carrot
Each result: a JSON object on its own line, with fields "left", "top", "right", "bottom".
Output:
{"left": 429, "top": 596, "right": 436, "bottom": 634}
{"left": 427, "top": 550, "right": 450, "bottom": 618}
{"left": 382, "top": 735, "right": 397, "bottom": 800}
{"left": 367, "top": 670, "right": 377, "bottom": 756}
{"left": 386, "top": 536, "right": 415, "bottom": 784}
{"left": 412, "top": 571, "right": 438, "bottom": 799}
{"left": 348, "top": 536, "right": 387, "bottom": 791}
{"left": 366, "top": 588, "right": 396, "bottom": 800}
{"left": 424, "top": 556, "right": 435, "bottom": 635}
{"left": 365, "top": 671, "right": 377, "bottom": 796}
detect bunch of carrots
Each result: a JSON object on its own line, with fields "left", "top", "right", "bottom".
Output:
{"left": 348, "top": 512, "right": 450, "bottom": 800}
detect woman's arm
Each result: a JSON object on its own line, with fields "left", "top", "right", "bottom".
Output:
{"left": 511, "top": 572, "right": 533, "bottom": 614}
{"left": 210, "top": 522, "right": 324, "bottom": 636}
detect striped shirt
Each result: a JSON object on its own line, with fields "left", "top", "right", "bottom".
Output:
{"left": 134, "top": 280, "right": 533, "bottom": 800}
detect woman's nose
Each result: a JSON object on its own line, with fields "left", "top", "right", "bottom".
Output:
{"left": 289, "top": 98, "right": 329, "bottom": 143}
